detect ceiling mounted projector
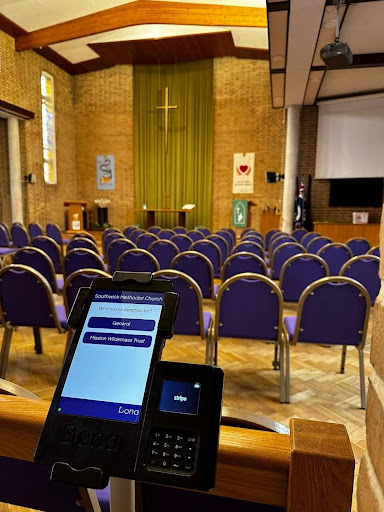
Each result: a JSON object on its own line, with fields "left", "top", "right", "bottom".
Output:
{"left": 320, "top": 0, "right": 353, "bottom": 69}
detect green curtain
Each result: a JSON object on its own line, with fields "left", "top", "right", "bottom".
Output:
{"left": 134, "top": 60, "right": 213, "bottom": 229}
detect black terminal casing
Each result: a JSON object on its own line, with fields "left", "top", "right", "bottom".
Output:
{"left": 320, "top": 40, "right": 353, "bottom": 69}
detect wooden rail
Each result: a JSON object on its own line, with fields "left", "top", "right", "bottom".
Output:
{"left": 0, "top": 396, "right": 354, "bottom": 511}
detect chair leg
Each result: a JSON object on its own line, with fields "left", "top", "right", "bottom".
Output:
{"left": 340, "top": 346, "right": 347, "bottom": 374}
{"left": 279, "top": 337, "right": 285, "bottom": 403}
{"left": 273, "top": 341, "right": 280, "bottom": 370}
{"left": 214, "top": 338, "right": 218, "bottom": 366}
{"left": 33, "top": 327, "right": 43, "bottom": 354}
{"left": 285, "top": 340, "right": 291, "bottom": 404}
{"left": 358, "top": 349, "right": 366, "bottom": 410}
{"left": 0, "top": 328, "right": 13, "bottom": 379}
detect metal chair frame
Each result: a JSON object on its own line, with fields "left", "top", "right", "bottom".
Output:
{"left": 345, "top": 237, "right": 371, "bottom": 254}
{"left": 190, "top": 239, "right": 222, "bottom": 270}
{"left": 269, "top": 242, "right": 305, "bottom": 277}
{"left": 300, "top": 232, "right": 321, "bottom": 248}
{"left": 63, "top": 248, "right": 105, "bottom": 278}
{"left": 306, "top": 236, "right": 332, "bottom": 253}
{"left": 67, "top": 237, "right": 99, "bottom": 255}
{"left": 14, "top": 246, "right": 60, "bottom": 294}
{"left": 221, "top": 252, "right": 268, "bottom": 281}
{"left": 31, "top": 236, "right": 63, "bottom": 274}
{"left": 231, "top": 241, "right": 266, "bottom": 259}
{"left": 368, "top": 245, "right": 380, "bottom": 256}
{"left": 171, "top": 250, "right": 215, "bottom": 300}
{"left": 11, "top": 224, "right": 30, "bottom": 247}
{"left": 116, "top": 248, "right": 160, "bottom": 272}
{"left": 207, "top": 234, "right": 229, "bottom": 260}
{"left": 136, "top": 233, "right": 160, "bottom": 249}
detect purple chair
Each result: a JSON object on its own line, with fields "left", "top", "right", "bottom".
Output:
{"left": 191, "top": 239, "right": 221, "bottom": 278}
{"left": 0, "top": 225, "right": 16, "bottom": 259}
{"left": 64, "top": 248, "right": 105, "bottom": 278}
{"left": 368, "top": 245, "right": 380, "bottom": 257}
{"left": 207, "top": 234, "right": 229, "bottom": 263}
{"left": 0, "top": 265, "right": 68, "bottom": 375}
{"left": 232, "top": 241, "right": 265, "bottom": 260}
{"left": 158, "top": 229, "right": 176, "bottom": 240}
{"left": 14, "top": 247, "right": 63, "bottom": 294}
{"left": 242, "top": 235, "right": 264, "bottom": 248}
{"left": 240, "top": 228, "right": 255, "bottom": 238}
{"left": 28, "top": 223, "right": 43, "bottom": 239}
{"left": 270, "top": 235, "right": 296, "bottom": 256}
{"left": 173, "top": 226, "right": 187, "bottom": 234}
{"left": 0, "top": 222, "right": 10, "bottom": 240}
{"left": 282, "top": 277, "right": 370, "bottom": 408}
{"left": 291, "top": 228, "right": 307, "bottom": 243}
{"left": 63, "top": 269, "right": 111, "bottom": 314}
{"left": 216, "top": 230, "right": 234, "bottom": 252}
{"left": 136, "top": 233, "right": 160, "bottom": 250}
{"left": 66, "top": 237, "right": 99, "bottom": 254}
{"left": 346, "top": 237, "right": 370, "bottom": 256}
{"left": 124, "top": 226, "right": 139, "bottom": 238}
{"left": 73, "top": 231, "right": 98, "bottom": 244}
{"left": 279, "top": 254, "right": 329, "bottom": 302}
{"left": 317, "top": 243, "right": 352, "bottom": 276}
{"left": 107, "top": 238, "right": 136, "bottom": 273}
{"left": 212, "top": 273, "right": 284, "bottom": 400}
{"left": 31, "top": 236, "right": 63, "bottom": 274}
{"left": 117, "top": 249, "right": 160, "bottom": 273}
{"left": 301, "top": 232, "right": 320, "bottom": 249}
{"left": 153, "top": 270, "right": 212, "bottom": 361}
{"left": 340, "top": 255, "right": 380, "bottom": 306}
{"left": 103, "top": 232, "right": 124, "bottom": 254}
{"left": 130, "top": 229, "right": 146, "bottom": 244}
{"left": 149, "top": 240, "right": 179, "bottom": 269}
{"left": 171, "top": 234, "right": 193, "bottom": 253}
{"left": 148, "top": 226, "right": 162, "bottom": 235}
{"left": 46, "top": 223, "right": 71, "bottom": 246}
{"left": 196, "top": 227, "right": 210, "bottom": 237}
{"left": 222, "top": 252, "right": 268, "bottom": 281}
{"left": 10, "top": 224, "right": 30, "bottom": 248}
{"left": 306, "top": 236, "right": 332, "bottom": 254}
{"left": 171, "top": 251, "right": 216, "bottom": 300}
{"left": 270, "top": 243, "right": 305, "bottom": 280}
{"left": 265, "top": 229, "right": 281, "bottom": 249}
{"left": 222, "top": 228, "right": 236, "bottom": 246}
{"left": 187, "top": 230, "right": 205, "bottom": 242}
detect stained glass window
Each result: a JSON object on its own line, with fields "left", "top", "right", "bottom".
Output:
{"left": 41, "top": 72, "right": 57, "bottom": 184}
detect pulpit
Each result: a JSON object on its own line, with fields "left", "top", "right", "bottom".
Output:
{"left": 64, "top": 200, "right": 87, "bottom": 232}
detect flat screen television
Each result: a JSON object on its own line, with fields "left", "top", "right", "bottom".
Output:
{"left": 329, "top": 178, "right": 383, "bottom": 207}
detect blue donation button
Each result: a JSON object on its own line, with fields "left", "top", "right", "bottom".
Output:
{"left": 88, "top": 317, "right": 155, "bottom": 331}
{"left": 83, "top": 332, "right": 152, "bottom": 347}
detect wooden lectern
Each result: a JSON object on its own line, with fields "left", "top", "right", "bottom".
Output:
{"left": 64, "top": 200, "right": 87, "bottom": 232}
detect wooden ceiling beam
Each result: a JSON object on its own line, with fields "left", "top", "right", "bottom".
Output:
{"left": 15, "top": 0, "right": 267, "bottom": 52}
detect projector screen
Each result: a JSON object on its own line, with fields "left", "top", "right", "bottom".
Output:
{"left": 315, "top": 96, "right": 384, "bottom": 179}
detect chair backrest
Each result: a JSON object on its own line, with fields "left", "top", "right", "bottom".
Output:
{"left": 306, "top": 236, "right": 332, "bottom": 254}
{"left": 216, "top": 273, "right": 283, "bottom": 341}
{"left": 240, "top": 228, "right": 254, "bottom": 238}
{"left": 216, "top": 230, "right": 234, "bottom": 251}
{"left": 196, "top": 227, "right": 210, "bottom": 237}
{"left": 207, "top": 234, "right": 229, "bottom": 262}
{"left": 131, "top": 229, "right": 147, "bottom": 244}
{"left": 0, "top": 225, "right": 12, "bottom": 248}
{"left": 232, "top": 241, "right": 265, "bottom": 260}
{"left": 64, "top": 248, "right": 105, "bottom": 278}
{"left": 0, "top": 265, "right": 63, "bottom": 329}
{"left": 346, "top": 237, "right": 370, "bottom": 256}
{"left": 222, "top": 228, "right": 236, "bottom": 245}
{"left": 63, "top": 269, "right": 111, "bottom": 314}
{"left": 46, "top": 223, "right": 63, "bottom": 245}
{"left": 31, "top": 236, "right": 63, "bottom": 273}
{"left": 279, "top": 254, "right": 329, "bottom": 303}
{"left": 170, "top": 234, "right": 193, "bottom": 253}
{"left": 107, "top": 238, "right": 136, "bottom": 273}
{"left": 153, "top": 270, "right": 206, "bottom": 337}
{"left": 368, "top": 245, "right": 380, "bottom": 257}
{"left": 292, "top": 228, "right": 308, "bottom": 243}
{"left": 187, "top": 230, "right": 205, "bottom": 242}
{"left": 149, "top": 240, "right": 179, "bottom": 269}
{"left": 265, "top": 229, "right": 281, "bottom": 249}
{"left": 124, "top": 226, "right": 138, "bottom": 238}
{"left": 191, "top": 239, "right": 221, "bottom": 278}
{"left": 171, "top": 251, "right": 215, "bottom": 300}
{"left": 11, "top": 224, "right": 30, "bottom": 248}
{"left": 290, "top": 276, "right": 370, "bottom": 347}
{"left": 317, "top": 243, "right": 353, "bottom": 276}
{"left": 340, "top": 255, "right": 380, "bottom": 306}
{"left": 222, "top": 252, "right": 268, "bottom": 281}
{"left": 242, "top": 235, "right": 264, "bottom": 247}
{"left": 0, "top": 222, "right": 10, "bottom": 240}
{"left": 158, "top": 229, "right": 176, "bottom": 240}
{"left": 148, "top": 226, "right": 162, "bottom": 235}
{"left": 136, "top": 233, "right": 160, "bottom": 250}
{"left": 28, "top": 223, "right": 43, "bottom": 239}
{"left": 103, "top": 232, "right": 125, "bottom": 253}
{"left": 270, "top": 235, "right": 296, "bottom": 255}
{"left": 73, "top": 231, "right": 98, "bottom": 244}
{"left": 173, "top": 226, "right": 187, "bottom": 234}
{"left": 270, "top": 242, "right": 305, "bottom": 280}
{"left": 117, "top": 249, "right": 160, "bottom": 273}
{"left": 301, "top": 231, "right": 320, "bottom": 248}
{"left": 14, "top": 247, "right": 59, "bottom": 294}
{"left": 66, "top": 237, "right": 99, "bottom": 254}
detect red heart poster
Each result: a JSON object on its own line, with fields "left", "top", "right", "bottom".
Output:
{"left": 233, "top": 153, "right": 255, "bottom": 193}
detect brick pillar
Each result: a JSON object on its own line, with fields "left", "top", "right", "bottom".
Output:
{"left": 357, "top": 207, "right": 384, "bottom": 510}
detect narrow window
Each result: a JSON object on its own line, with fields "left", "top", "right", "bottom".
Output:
{"left": 41, "top": 71, "right": 57, "bottom": 184}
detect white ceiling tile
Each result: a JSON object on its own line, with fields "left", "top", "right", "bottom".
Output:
{"left": 340, "top": 2, "right": 384, "bottom": 55}
{"left": 318, "top": 68, "right": 384, "bottom": 99}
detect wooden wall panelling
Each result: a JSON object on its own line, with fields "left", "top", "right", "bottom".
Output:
{"left": 314, "top": 222, "right": 380, "bottom": 246}
{"left": 260, "top": 213, "right": 281, "bottom": 235}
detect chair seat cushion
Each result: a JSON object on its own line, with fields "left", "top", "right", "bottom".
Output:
{"left": 213, "top": 284, "right": 219, "bottom": 296}
{"left": 284, "top": 316, "right": 296, "bottom": 339}
{"left": 203, "top": 311, "right": 212, "bottom": 335}
{"left": 0, "top": 248, "right": 16, "bottom": 255}
{"left": 96, "top": 487, "right": 110, "bottom": 512}
{"left": 56, "top": 305, "right": 68, "bottom": 329}
{"left": 63, "top": 238, "right": 71, "bottom": 245}
{"left": 56, "top": 277, "right": 64, "bottom": 292}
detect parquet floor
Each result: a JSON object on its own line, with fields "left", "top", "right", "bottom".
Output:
{"left": 0, "top": 298, "right": 370, "bottom": 512}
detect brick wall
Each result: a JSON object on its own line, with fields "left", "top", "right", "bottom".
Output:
{"left": 212, "top": 58, "right": 285, "bottom": 232}
{"left": 298, "top": 106, "right": 383, "bottom": 224}
{"left": 0, "top": 29, "right": 77, "bottom": 229}
{"left": 357, "top": 213, "right": 384, "bottom": 510}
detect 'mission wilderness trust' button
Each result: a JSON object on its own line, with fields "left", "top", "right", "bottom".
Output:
{"left": 83, "top": 332, "right": 152, "bottom": 347}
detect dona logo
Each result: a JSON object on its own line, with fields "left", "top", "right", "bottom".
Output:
{"left": 174, "top": 395, "right": 187, "bottom": 402}
{"left": 118, "top": 406, "right": 140, "bottom": 416}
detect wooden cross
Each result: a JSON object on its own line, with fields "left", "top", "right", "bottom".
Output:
{"left": 156, "top": 87, "right": 179, "bottom": 154}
